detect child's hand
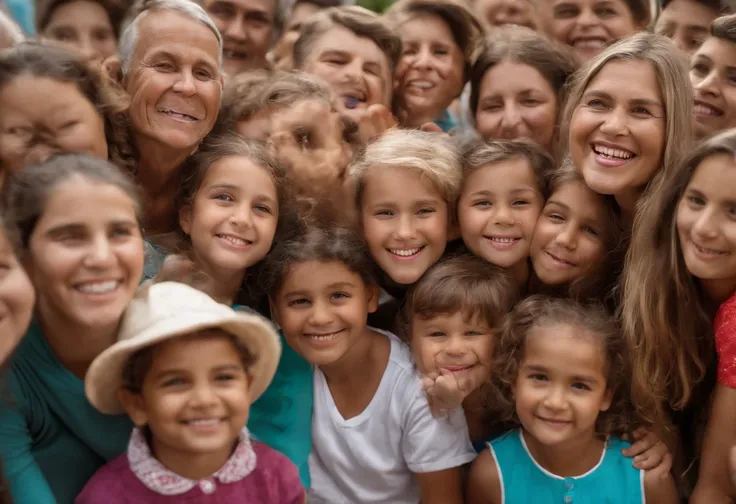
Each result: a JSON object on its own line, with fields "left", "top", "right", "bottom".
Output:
{"left": 423, "top": 367, "right": 486, "bottom": 418}
{"left": 621, "top": 428, "right": 672, "bottom": 476}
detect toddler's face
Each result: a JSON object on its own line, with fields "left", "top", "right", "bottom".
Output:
{"left": 411, "top": 310, "right": 493, "bottom": 381}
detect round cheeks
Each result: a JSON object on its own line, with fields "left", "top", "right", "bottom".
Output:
{"left": 676, "top": 153, "right": 736, "bottom": 297}
{"left": 410, "top": 311, "right": 493, "bottom": 381}
{"left": 270, "top": 260, "right": 379, "bottom": 368}
{"left": 26, "top": 176, "right": 144, "bottom": 330}
{"left": 474, "top": 59, "right": 558, "bottom": 153}
{"left": 179, "top": 155, "right": 279, "bottom": 282}
{"left": 530, "top": 179, "right": 609, "bottom": 286}
{"left": 458, "top": 158, "right": 544, "bottom": 279}
{"left": 514, "top": 323, "right": 612, "bottom": 448}
{"left": 360, "top": 166, "right": 449, "bottom": 285}
{"left": 119, "top": 331, "right": 252, "bottom": 478}
{"left": 569, "top": 59, "right": 665, "bottom": 213}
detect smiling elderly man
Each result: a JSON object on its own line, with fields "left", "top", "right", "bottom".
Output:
{"left": 117, "top": 0, "right": 223, "bottom": 233}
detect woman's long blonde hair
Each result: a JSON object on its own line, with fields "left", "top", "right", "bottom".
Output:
{"left": 620, "top": 129, "right": 736, "bottom": 431}
{"left": 561, "top": 33, "right": 694, "bottom": 210}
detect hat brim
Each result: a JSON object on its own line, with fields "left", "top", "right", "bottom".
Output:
{"left": 85, "top": 311, "right": 281, "bottom": 415}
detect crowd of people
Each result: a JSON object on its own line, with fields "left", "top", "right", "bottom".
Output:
{"left": 0, "top": 0, "right": 734, "bottom": 502}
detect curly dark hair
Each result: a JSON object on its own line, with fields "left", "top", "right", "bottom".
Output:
{"left": 492, "top": 295, "right": 641, "bottom": 439}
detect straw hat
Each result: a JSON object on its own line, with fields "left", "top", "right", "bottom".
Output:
{"left": 86, "top": 281, "right": 281, "bottom": 415}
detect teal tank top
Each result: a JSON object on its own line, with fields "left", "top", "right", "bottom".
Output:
{"left": 489, "top": 430, "right": 644, "bottom": 504}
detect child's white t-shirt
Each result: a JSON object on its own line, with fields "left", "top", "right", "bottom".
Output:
{"left": 307, "top": 329, "right": 476, "bottom": 503}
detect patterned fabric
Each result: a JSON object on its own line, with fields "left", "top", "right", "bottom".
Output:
{"left": 716, "top": 292, "right": 736, "bottom": 387}
{"left": 128, "top": 427, "right": 256, "bottom": 495}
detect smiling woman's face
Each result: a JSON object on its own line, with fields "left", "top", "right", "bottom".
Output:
{"left": 124, "top": 10, "right": 223, "bottom": 154}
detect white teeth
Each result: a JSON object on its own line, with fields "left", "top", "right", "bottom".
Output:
{"left": 593, "top": 144, "right": 634, "bottom": 160}
{"left": 409, "top": 80, "right": 434, "bottom": 89}
{"left": 694, "top": 104, "right": 720, "bottom": 116}
{"left": 186, "top": 419, "right": 220, "bottom": 426}
{"left": 223, "top": 50, "right": 246, "bottom": 59}
{"left": 489, "top": 237, "right": 518, "bottom": 243}
{"left": 695, "top": 244, "right": 728, "bottom": 256}
{"left": 76, "top": 280, "right": 119, "bottom": 294}
{"left": 306, "top": 331, "right": 341, "bottom": 341}
{"left": 390, "top": 248, "right": 421, "bottom": 257}
{"left": 218, "top": 234, "right": 250, "bottom": 246}
{"left": 157, "top": 108, "right": 197, "bottom": 121}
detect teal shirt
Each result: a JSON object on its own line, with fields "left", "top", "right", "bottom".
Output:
{"left": 0, "top": 322, "right": 133, "bottom": 504}
{"left": 248, "top": 331, "right": 313, "bottom": 489}
{"left": 489, "top": 429, "right": 644, "bottom": 503}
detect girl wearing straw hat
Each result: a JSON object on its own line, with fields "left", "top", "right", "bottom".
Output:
{"left": 77, "top": 281, "right": 305, "bottom": 503}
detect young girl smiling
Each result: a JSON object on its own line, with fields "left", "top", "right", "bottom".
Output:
{"left": 78, "top": 281, "right": 304, "bottom": 503}
{"left": 467, "top": 296, "right": 678, "bottom": 503}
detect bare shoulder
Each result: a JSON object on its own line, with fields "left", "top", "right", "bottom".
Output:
{"left": 466, "top": 449, "right": 502, "bottom": 504}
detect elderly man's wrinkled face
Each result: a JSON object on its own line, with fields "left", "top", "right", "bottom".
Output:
{"left": 124, "top": 10, "right": 223, "bottom": 153}
{"left": 206, "top": 0, "right": 276, "bottom": 75}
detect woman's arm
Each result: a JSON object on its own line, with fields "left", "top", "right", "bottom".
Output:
{"left": 466, "top": 450, "right": 502, "bottom": 504}
{"left": 416, "top": 467, "right": 464, "bottom": 504}
{"left": 691, "top": 385, "right": 736, "bottom": 504}
{"left": 643, "top": 468, "right": 679, "bottom": 504}
{"left": 0, "top": 404, "right": 56, "bottom": 503}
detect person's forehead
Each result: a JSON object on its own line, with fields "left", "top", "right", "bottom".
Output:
{"left": 313, "top": 26, "right": 389, "bottom": 66}
{"left": 135, "top": 9, "right": 220, "bottom": 57}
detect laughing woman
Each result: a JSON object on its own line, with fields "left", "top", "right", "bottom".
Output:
{"left": 562, "top": 32, "right": 693, "bottom": 225}
{"left": 0, "top": 155, "right": 145, "bottom": 504}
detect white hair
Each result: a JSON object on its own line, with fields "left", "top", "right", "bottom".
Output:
{"left": 0, "top": 10, "right": 24, "bottom": 48}
{"left": 119, "top": 0, "right": 223, "bottom": 74}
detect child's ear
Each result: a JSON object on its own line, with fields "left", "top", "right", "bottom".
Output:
{"left": 179, "top": 204, "right": 193, "bottom": 236}
{"left": 118, "top": 388, "right": 149, "bottom": 427}
{"left": 366, "top": 284, "right": 380, "bottom": 314}
{"left": 600, "top": 388, "right": 614, "bottom": 412}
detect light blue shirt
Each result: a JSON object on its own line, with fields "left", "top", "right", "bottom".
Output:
{"left": 489, "top": 429, "right": 644, "bottom": 504}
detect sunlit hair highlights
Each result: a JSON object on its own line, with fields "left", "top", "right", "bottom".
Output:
{"left": 621, "top": 128, "right": 736, "bottom": 430}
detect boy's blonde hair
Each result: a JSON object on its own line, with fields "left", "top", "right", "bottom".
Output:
{"left": 561, "top": 33, "right": 693, "bottom": 202}
{"left": 349, "top": 129, "right": 462, "bottom": 210}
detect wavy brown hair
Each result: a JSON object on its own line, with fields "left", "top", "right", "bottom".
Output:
{"left": 493, "top": 295, "right": 639, "bottom": 438}
{"left": 620, "top": 129, "right": 736, "bottom": 431}
{"left": 561, "top": 33, "right": 693, "bottom": 212}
